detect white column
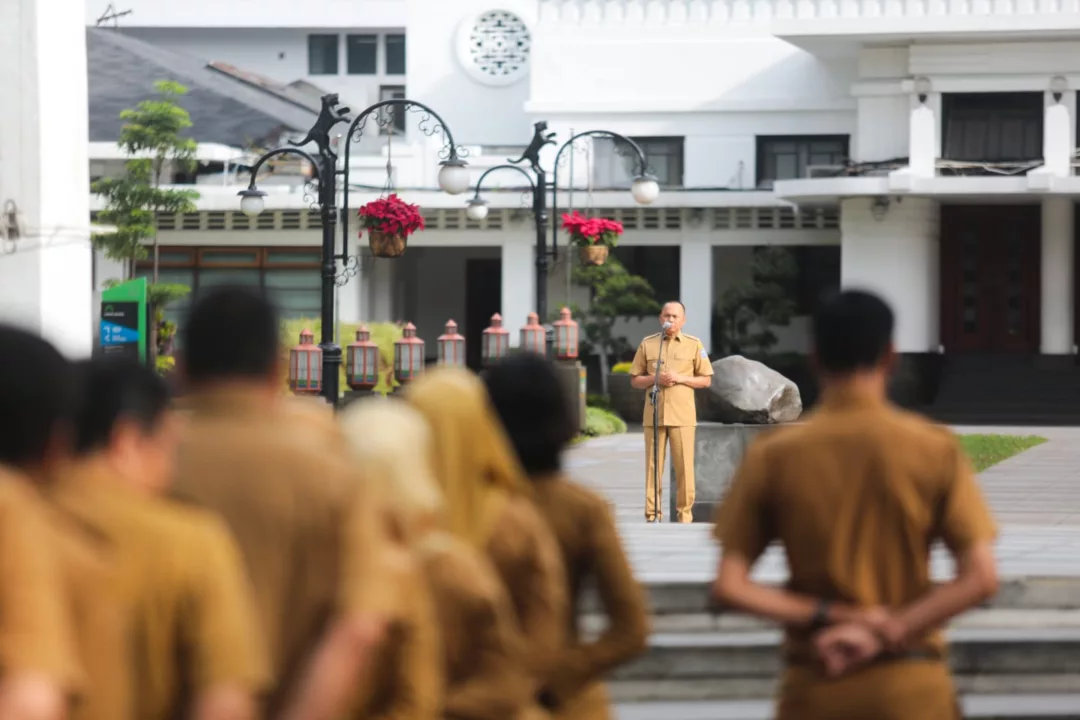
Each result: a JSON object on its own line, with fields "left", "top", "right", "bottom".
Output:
{"left": 840, "top": 197, "right": 939, "bottom": 353}
{"left": 908, "top": 99, "right": 937, "bottom": 178}
{"left": 501, "top": 237, "right": 535, "bottom": 348}
{"left": 679, "top": 239, "right": 712, "bottom": 352}
{"left": 0, "top": 0, "right": 93, "bottom": 358}
{"left": 1041, "top": 198, "right": 1074, "bottom": 354}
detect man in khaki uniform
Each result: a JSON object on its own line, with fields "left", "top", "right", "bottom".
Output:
{"left": 173, "top": 286, "right": 394, "bottom": 715}
{"left": 713, "top": 290, "right": 999, "bottom": 720}
{"left": 629, "top": 301, "right": 714, "bottom": 523}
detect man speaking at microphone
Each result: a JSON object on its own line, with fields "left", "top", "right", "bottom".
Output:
{"left": 629, "top": 301, "right": 714, "bottom": 523}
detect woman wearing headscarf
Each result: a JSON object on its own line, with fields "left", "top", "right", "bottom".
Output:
{"left": 342, "top": 399, "right": 537, "bottom": 720}
{"left": 405, "top": 368, "right": 569, "bottom": 711}
{"left": 484, "top": 353, "right": 649, "bottom": 720}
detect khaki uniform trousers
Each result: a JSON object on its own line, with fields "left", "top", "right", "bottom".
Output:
{"left": 644, "top": 425, "right": 695, "bottom": 523}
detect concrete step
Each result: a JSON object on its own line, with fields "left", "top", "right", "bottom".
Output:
{"left": 580, "top": 577, "right": 1080, "bottom": 616}
{"left": 614, "top": 694, "right": 1080, "bottom": 719}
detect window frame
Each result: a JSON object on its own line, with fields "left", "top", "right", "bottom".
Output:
{"left": 384, "top": 33, "right": 406, "bottom": 75}
{"left": 307, "top": 34, "right": 340, "bottom": 76}
{"left": 345, "top": 33, "right": 378, "bottom": 75}
{"left": 941, "top": 92, "right": 1044, "bottom": 164}
{"left": 755, "top": 135, "right": 850, "bottom": 189}
{"left": 378, "top": 85, "right": 407, "bottom": 136}
{"left": 595, "top": 136, "right": 686, "bottom": 189}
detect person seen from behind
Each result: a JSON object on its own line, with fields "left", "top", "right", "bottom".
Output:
{"left": 0, "top": 327, "right": 89, "bottom": 720}
{"left": 405, "top": 368, "right": 569, "bottom": 716}
{"left": 712, "top": 289, "right": 999, "bottom": 720}
{"left": 172, "top": 285, "right": 393, "bottom": 716}
{"left": 484, "top": 353, "right": 650, "bottom": 720}
{"left": 54, "top": 357, "right": 267, "bottom": 720}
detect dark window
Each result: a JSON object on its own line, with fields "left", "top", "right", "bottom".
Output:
{"left": 611, "top": 246, "right": 680, "bottom": 300}
{"left": 135, "top": 247, "right": 322, "bottom": 338}
{"left": 379, "top": 85, "right": 406, "bottom": 135}
{"left": 594, "top": 137, "right": 684, "bottom": 189}
{"left": 385, "top": 34, "right": 406, "bottom": 75}
{"left": 942, "top": 92, "right": 1043, "bottom": 163}
{"left": 790, "top": 246, "right": 841, "bottom": 315}
{"left": 307, "top": 34, "right": 339, "bottom": 75}
{"left": 756, "top": 135, "right": 849, "bottom": 188}
{"left": 346, "top": 34, "right": 377, "bottom": 75}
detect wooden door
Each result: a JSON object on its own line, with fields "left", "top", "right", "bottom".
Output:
{"left": 940, "top": 205, "right": 1040, "bottom": 354}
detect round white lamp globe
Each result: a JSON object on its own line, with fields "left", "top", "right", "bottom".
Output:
{"left": 438, "top": 159, "right": 471, "bottom": 196}
{"left": 238, "top": 188, "right": 267, "bottom": 217}
{"left": 631, "top": 175, "right": 660, "bottom": 206}
{"left": 466, "top": 198, "right": 489, "bottom": 221}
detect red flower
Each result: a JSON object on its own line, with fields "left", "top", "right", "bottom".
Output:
{"left": 561, "top": 211, "right": 624, "bottom": 248}
{"left": 357, "top": 194, "right": 425, "bottom": 239}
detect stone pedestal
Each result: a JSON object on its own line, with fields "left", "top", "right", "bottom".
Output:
{"left": 554, "top": 360, "right": 586, "bottom": 432}
{"left": 668, "top": 422, "right": 788, "bottom": 523}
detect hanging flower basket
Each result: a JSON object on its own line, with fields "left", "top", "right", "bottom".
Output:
{"left": 561, "top": 211, "right": 623, "bottom": 266}
{"left": 358, "top": 194, "right": 425, "bottom": 259}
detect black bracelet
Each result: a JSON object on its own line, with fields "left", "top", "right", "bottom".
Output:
{"left": 810, "top": 599, "right": 832, "bottom": 630}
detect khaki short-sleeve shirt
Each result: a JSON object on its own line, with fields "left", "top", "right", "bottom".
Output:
{"left": 630, "top": 332, "right": 714, "bottom": 427}
{"left": 714, "top": 390, "right": 998, "bottom": 660}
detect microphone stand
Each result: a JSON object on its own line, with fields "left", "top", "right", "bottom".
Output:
{"left": 650, "top": 329, "right": 668, "bottom": 523}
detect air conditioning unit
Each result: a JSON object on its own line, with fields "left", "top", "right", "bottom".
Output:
{"left": 805, "top": 165, "right": 845, "bottom": 179}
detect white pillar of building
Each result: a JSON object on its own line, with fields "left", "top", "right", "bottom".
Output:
{"left": 840, "top": 197, "right": 939, "bottom": 353}
{"left": 501, "top": 237, "right": 535, "bottom": 348}
{"left": 679, "top": 239, "right": 713, "bottom": 352}
{"left": 0, "top": 0, "right": 93, "bottom": 358}
{"left": 1040, "top": 197, "right": 1074, "bottom": 355}
{"left": 908, "top": 101, "right": 937, "bottom": 178}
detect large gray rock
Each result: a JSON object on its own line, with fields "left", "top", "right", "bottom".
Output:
{"left": 698, "top": 355, "right": 802, "bottom": 425}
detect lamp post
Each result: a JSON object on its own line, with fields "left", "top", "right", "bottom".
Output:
{"left": 465, "top": 123, "right": 659, "bottom": 331}
{"left": 239, "top": 93, "right": 468, "bottom": 406}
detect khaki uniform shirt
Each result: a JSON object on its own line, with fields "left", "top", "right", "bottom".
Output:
{"left": 174, "top": 391, "right": 391, "bottom": 714}
{"left": 0, "top": 471, "right": 82, "bottom": 694}
{"left": 714, "top": 388, "right": 998, "bottom": 663}
{"left": 45, "top": 506, "right": 129, "bottom": 720}
{"left": 630, "top": 332, "right": 714, "bottom": 427}
{"left": 51, "top": 466, "right": 268, "bottom": 720}
{"left": 531, "top": 476, "right": 650, "bottom": 720}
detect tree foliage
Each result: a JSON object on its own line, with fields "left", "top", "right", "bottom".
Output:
{"left": 713, "top": 246, "right": 798, "bottom": 357}
{"left": 567, "top": 257, "right": 661, "bottom": 394}
{"left": 92, "top": 80, "right": 199, "bottom": 278}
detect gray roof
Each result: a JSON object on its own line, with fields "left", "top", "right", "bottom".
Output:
{"left": 87, "top": 28, "right": 319, "bottom": 148}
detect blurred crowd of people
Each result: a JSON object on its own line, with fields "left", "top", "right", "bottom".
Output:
{"left": 0, "top": 284, "right": 649, "bottom": 720}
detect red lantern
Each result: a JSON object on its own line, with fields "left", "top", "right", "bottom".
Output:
{"left": 345, "top": 326, "right": 379, "bottom": 390}
{"left": 553, "top": 307, "right": 579, "bottom": 360}
{"left": 437, "top": 319, "right": 466, "bottom": 367}
{"left": 289, "top": 328, "right": 322, "bottom": 395}
{"left": 394, "top": 322, "right": 425, "bottom": 384}
{"left": 520, "top": 312, "right": 546, "bottom": 356}
{"left": 482, "top": 313, "right": 510, "bottom": 366}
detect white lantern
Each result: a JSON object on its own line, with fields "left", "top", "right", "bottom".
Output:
{"left": 630, "top": 175, "right": 660, "bottom": 205}
{"left": 438, "top": 158, "right": 470, "bottom": 196}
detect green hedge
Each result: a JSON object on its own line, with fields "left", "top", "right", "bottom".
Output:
{"left": 281, "top": 319, "right": 403, "bottom": 396}
{"left": 582, "top": 406, "right": 628, "bottom": 438}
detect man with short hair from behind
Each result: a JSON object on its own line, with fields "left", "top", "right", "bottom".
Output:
{"left": 172, "top": 285, "right": 393, "bottom": 715}
{"left": 52, "top": 358, "right": 268, "bottom": 720}
{"left": 0, "top": 327, "right": 86, "bottom": 720}
{"left": 713, "top": 289, "right": 999, "bottom": 720}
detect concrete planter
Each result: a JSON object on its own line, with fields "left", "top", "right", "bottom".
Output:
{"left": 608, "top": 372, "right": 644, "bottom": 423}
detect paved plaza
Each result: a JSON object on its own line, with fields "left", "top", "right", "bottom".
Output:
{"left": 567, "top": 425, "right": 1080, "bottom": 582}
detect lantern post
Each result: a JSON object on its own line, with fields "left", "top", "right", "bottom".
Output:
{"left": 481, "top": 313, "right": 510, "bottom": 367}
{"left": 437, "top": 320, "right": 466, "bottom": 367}
{"left": 392, "top": 322, "right": 425, "bottom": 393}
{"left": 342, "top": 326, "right": 380, "bottom": 406}
{"left": 289, "top": 329, "right": 323, "bottom": 396}
{"left": 520, "top": 312, "right": 547, "bottom": 356}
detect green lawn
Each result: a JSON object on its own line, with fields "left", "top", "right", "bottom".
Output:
{"left": 959, "top": 434, "right": 1047, "bottom": 472}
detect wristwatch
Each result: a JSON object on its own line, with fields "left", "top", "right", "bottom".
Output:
{"left": 810, "top": 599, "right": 833, "bottom": 631}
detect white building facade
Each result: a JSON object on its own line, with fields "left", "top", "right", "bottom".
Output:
{"left": 80, "top": 0, "right": 1080, "bottom": 396}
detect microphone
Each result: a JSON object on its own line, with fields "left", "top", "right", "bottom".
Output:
{"left": 662, "top": 321, "right": 672, "bottom": 330}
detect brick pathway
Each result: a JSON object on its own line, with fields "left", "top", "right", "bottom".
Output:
{"left": 567, "top": 425, "right": 1080, "bottom": 582}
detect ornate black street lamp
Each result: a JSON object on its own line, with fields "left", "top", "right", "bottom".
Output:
{"left": 239, "top": 93, "right": 468, "bottom": 405}
{"left": 465, "top": 122, "right": 659, "bottom": 328}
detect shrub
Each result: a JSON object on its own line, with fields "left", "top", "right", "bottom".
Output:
{"left": 281, "top": 319, "right": 403, "bottom": 396}
{"left": 610, "top": 361, "right": 633, "bottom": 374}
{"left": 587, "top": 393, "right": 612, "bottom": 410}
{"left": 582, "top": 407, "right": 628, "bottom": 438}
